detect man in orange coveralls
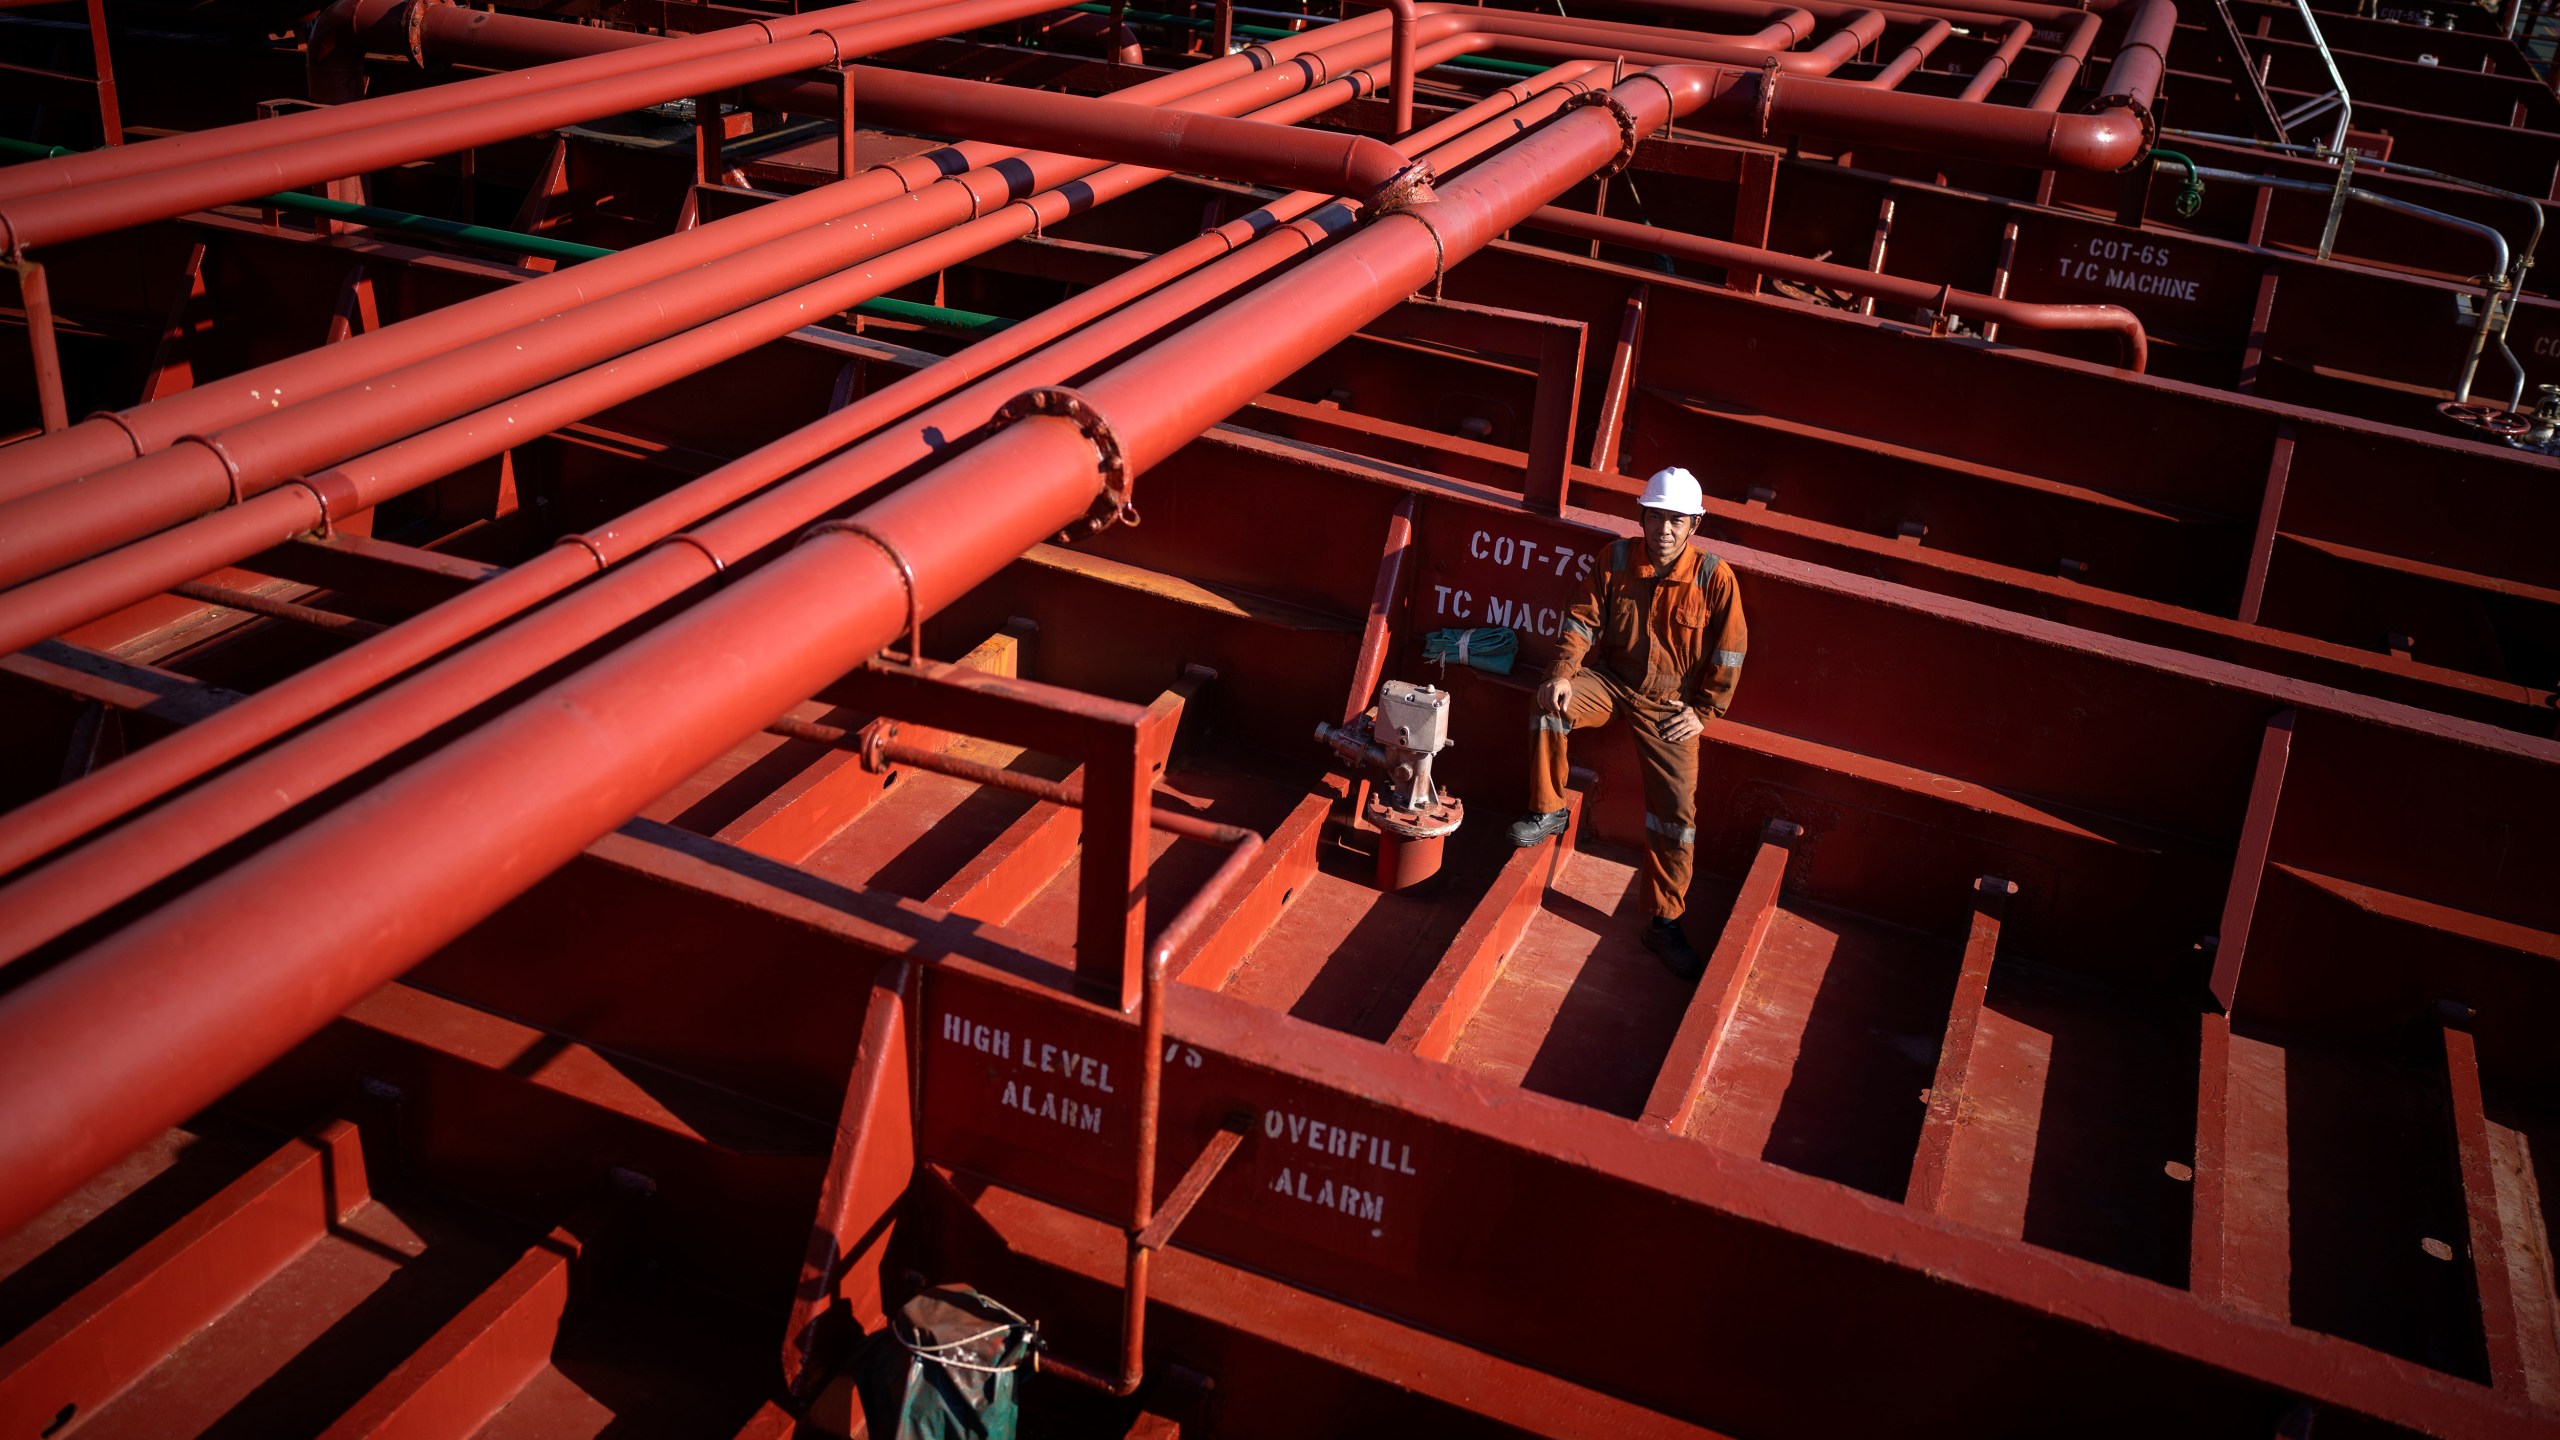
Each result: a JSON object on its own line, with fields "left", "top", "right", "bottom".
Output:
{"left": 1506, "top": 465, "right": 1748, "bottom": 980}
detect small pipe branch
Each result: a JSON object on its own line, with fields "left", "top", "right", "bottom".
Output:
{"left": 1528, "top": 205, "right": 2149, "bottom": 369}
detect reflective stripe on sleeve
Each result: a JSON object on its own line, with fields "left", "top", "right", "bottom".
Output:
{"left": 1644, "top": 812, "right": 1696, "bottom": 845}
{"left": 1712, "top": 649, "right": 1746, "bottom": 668}
{"left": 1533, "top": 715, "right": 1570, "bottom": 733}
{"left": 1563, "top": 616, "right": 1597, "bottom": 642}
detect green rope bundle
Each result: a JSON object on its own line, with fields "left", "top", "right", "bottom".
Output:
{"left": 1423, "top": 626, "right": 1519, "bottom": 675}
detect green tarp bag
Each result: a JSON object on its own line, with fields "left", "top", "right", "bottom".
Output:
{"left": 854, "top": 1286, "right": 1037, "bottom": 1440}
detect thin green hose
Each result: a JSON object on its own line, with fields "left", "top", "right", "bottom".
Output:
{"left": 2150, "top": 147, "right": 2206, "bottom": 219}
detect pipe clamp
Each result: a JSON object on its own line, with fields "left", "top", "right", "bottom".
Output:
{"left": 998, "top": 385, "right": 1139, "bottom": 538}
{"left": 287, "top": 470, "right": 363, "bottom": 538}
{"left": 84, "top": 409, "right": 149, "bottom": 464}
{"left": 662, "top": 532, "right": 728, "bottom": 573}
{"left": 803, "top": 519, "right": 925, "bottom": 667}
{"left": 177, "top": 433, "right": 248, "bottom": 507}
{"left": 558, "top": 532, "right": 613, "bottom": 570}
{"left": 1560, "top": 90, "right": 1641, "bottom": 177}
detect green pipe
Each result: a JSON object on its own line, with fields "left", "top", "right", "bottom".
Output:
{"left": 263, "top": 189, "right": 616, "bottom": 266}
{"left": 1065, "top": 3, "right": 1548, "bottom": 74}
{"left": 1, "top": 136, "right": 1012, "bottom": 335}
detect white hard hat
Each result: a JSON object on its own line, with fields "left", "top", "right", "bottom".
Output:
{"left": 1639, "top": 465, "right": 1705, "bottom": 516}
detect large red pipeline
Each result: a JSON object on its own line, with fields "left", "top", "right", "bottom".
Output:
{"left": 0, "top": 6, "right": 1409, "bottom": 501}
{"left": 0, "top": 0, "right": 971, "bottom": 202}
{"left": 0, "top": 0, "right": 2128, "bottom": 502}
{"left": 0, "top": 66, "right": 1603, "bottom": 963}
{"left": 0, "top": 47, "right": 1994, "bottom": 1243}
{"left": 0, "top": 59, "right": 1600, "bottom": 894}
{"left": 0, "top": 13, "right": 1821, "bottom": 584}
{"left": 1523, "top": 205, "right": 2149, "bottom": 368}
{"left": 0, "top": 63, "right": 1663, "bottom": 1240}
{"left": 0, "top": 65, "right": 1433, "bottom": 593}
{"left": 0, "top": 0, "right": 1090, "bottom": 253}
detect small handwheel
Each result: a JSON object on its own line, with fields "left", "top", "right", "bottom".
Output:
{"left": 2438, "top": 401, "right": 2533, "bottom": 439}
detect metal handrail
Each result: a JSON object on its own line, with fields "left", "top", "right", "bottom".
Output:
{"left": 2285, "top": 0, "right": 2354, "bottom": 154}
{"left": 2160, "top": 124, "right": 2546, "bottom": 297}
{"left": 2171, "top": 159, "right": 2528, "bottom": 406}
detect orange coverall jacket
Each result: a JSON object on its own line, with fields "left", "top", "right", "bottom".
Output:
{"left": 1546, "top": 539, "right": 1748, "bottom": 717}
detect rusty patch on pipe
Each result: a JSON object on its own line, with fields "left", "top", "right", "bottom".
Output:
{"left": 1366, "top": 161, "right": 1435, "bottom": 216}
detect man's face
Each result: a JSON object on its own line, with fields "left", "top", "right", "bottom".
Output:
{"left": 1640, "top": 506, "right": 1698, "bottom": 567}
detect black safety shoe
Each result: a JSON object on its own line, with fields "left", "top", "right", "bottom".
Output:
{"left": 1643, "top": 917, "right": 1705, "bottom": 981}
{"left": 1506, "top": 809, "right": 1569, "bottom": 847}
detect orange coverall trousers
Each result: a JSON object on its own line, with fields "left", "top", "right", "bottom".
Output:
{"left": 1527, "top": 669, "right": 1698, "bottom": 920}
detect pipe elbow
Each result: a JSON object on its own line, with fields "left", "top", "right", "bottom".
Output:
{"left": 2050, "top": 105, "right": 2150, "bottom": 172}
{"left": 2099, "top": 306, "right": 2149, "bottom": 371}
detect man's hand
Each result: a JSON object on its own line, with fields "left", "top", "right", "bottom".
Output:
{"left": 1660, "top": 706, "right": 1705, "bottom": 743}
{"left": 1537, "top": 677, "right": 1573, "bottom": 716}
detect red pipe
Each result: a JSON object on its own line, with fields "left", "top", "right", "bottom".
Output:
{"left": 0, "top": 0, "right": 1920, "bottom": 502}
{"left": 0, "top": 69, "right": 1434, "bottom": 592}
{"left": 0, "top": 58, "right": 1672, "bottom": 1244}
{"left": 0, "top": 0, "right": 1085, "bottom": 254}
{"left": 1386, "top": 0, "right": 1417, "bottom": 135}
{"left": 0, "top": 61, "right": 1598, "bottom": 896}
{"left": 0, "top": 64, "right": 1598, "bottom": 965}
{"left": 1957, "top": 18, "right": 2036, "bottom": 103}
{"left": 0, "top": 37, "right": 1552, "bottom": 658}
{"left": 0, "top": 5, "right": 1407, "bottom": 503}
{"left": 1524, "top": 205, "right": 2149, "bottom": 368}
{"left": 0, "top": 0, "right": 960, "bottom": 202}
{"left": 0, "top": 9, "right": 2156, "bottom": 585}
{"left": 848, "top": 68, "right": 1425, "bottom": 205}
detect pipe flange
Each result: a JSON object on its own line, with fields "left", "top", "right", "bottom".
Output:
{"left": 2091, "top": 92, "right": 2157, "bottom": 171}
{"left": 1367, "top": 161, "right": 1435, "bottom": 216}
{"left": 997, "top": 385, "right": 1138, "bottom": 538}
{"left": 803, "top": 518, "right": 925, "bottom": 667}
{"left": 857, "top": 720, "right": 900, "bottom": 773}
{"left": 1560, "top": 90, "right": 1641, "bottom": 177}
{"left": 404, "top": 0, "right": 448, "bottom": 71}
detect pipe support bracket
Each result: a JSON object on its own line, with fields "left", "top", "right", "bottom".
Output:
{"left": 804, "top": 518, "right": 925, "bottom": 666}
{"left": 177, "top": 433, "right": 249, "bottom": 507}
{"left": 286, "top": 471, "right": 364, "bottom": 538}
